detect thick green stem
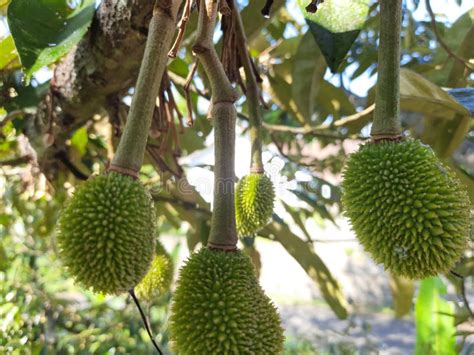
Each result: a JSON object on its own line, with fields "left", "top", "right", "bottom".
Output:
{"left": 233, "top": 2, "right": 263, "bottom": 173}
{"left": 111, "top": 1, "right": 180, "bottom": 174}
{"left": 370, "top": 0, "right": 402, "bottom": 139}
{"left": 194, "top": 0, "right": 238, "bottom": 250}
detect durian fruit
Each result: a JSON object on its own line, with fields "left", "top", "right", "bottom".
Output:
{"left": 169, "top": 248, "right": 284, "bottom": 354}
{"left": 342, "top": 139, "right": 470, "bottom": 279}
{"left": 235, "top": 173, "right": 275, "bottom": 236}
{"left": 135, "top": 241, "right": 174, "bottom": 301}
{"left": 57, "top": 172, "right": 156, "bottom": 294}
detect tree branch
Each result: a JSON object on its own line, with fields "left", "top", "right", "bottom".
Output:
{"left": 233, "top": 1, "right": 264, "bottom": 172}
{"left": 426, "top": 0, "right": 473, "bottom": 71}
{"left": 23, "top": 1, "right": 159, "bottom": 178}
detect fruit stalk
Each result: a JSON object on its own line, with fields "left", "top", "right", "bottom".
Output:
{"left": 233, "top": 1, "right": 264, "bottom": 173}
{"left": 110, "top": 0, "right": 181, "bottom": 175}
{"left": 193, "top": 0, "right": 239, "bottom": 249}
{"left": 371, "top": 0, "right": 402, "bottom": 139}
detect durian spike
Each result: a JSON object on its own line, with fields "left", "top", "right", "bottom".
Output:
{"left": 371, "top": 0, "right": 402, "bottom": 140}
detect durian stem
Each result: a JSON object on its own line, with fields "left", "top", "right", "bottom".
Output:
{"left": 193, "top": 0, "right": 239, "bottom": 250}
{"left": 233, "top": 1, "right": 264, "bottom": 173}
{"left": 370, "top": 0, "right": 402, "bottom": 140}
{"left": 110, "top": 1, "right": 180, "bottom": 175}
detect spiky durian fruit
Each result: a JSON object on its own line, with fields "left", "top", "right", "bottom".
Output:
{"left": 135, "top": 241, "right": 174, "bottom": 301}
{"left": 342, "top": 139, "right": 470, "bottom": 279}
{"left": 169, "top": 248, "right": 284, "bottom": 354}
{"left": 57, "top": 172, "right": 156, "bottom": 294}
{"left": 235, "top": 174, "right": 275, "bottom": 236}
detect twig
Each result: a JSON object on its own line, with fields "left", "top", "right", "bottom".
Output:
{"left": 425, "top": 0, "right": 473, "bottom": 71}
{"left": 265, "top": 123, "right": 355, "bottom": 139}
{"left": 0, "top": 155, "right": 32, "bottom": 166}
{"left": 153, "top": 195, "right": 212, "bottom": 215}
{"left": 450, "top": 270, "right": 474, "bottom": 320}
{"left": 129, "top": 289, "right": 163, "bottom": 355}
{"left": 168, "top": 0, "right": 193, "bottom": 58}
{"left": 233, "top": 0, "right": 264, "bottom": 172}
{"left": 55, "top": 151, "right": 89, "bottom": 180}
{"left": 183, "top": 60, "right": 199, "bottom": 126}
{"left": 305, "top": 0, "right": 324, "bottom": 13}
{"left": 261, "top": 0, "right": 273, "bottom": 17}
{"left": 262, "top": 104, "right": 374, "bottom": 139}
{"left": 0, "top": 110, "right": 25, "bottom": 130}
{"left": 173, "top": 68, "right": 371, "bottom": 140}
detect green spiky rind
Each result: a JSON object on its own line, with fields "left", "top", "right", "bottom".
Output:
{"left": 342, "top": 139, "right": 470, "bottom": 279}
{"left": 235, "top": 174, "right": 275, "bottom": 236}
{"left": 57, "top": 172, "right": 156, "bottom": 294}
{"left": 169, "top": 248, "right": 284, "bottom": 354}
{"left": 135, "top": 241, "right": 174, "bottom": 301}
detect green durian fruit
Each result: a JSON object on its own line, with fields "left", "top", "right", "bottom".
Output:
{"left": 169, "top": 248, "right": 284, "bottom": 354}
{"left": 342, "top": 139, "right": 470, "bottom": 279}
{"left": 135, "top": 241, "right": 174, "bottom": 301}
{"left": 235, "top": 173, "right": 275, "bottom": 236}
{"left": 57, "top": 172, "right": 156, "bottom": 294}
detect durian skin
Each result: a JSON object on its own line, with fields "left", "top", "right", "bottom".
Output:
{"left": 169, "top": 248, "right": 284, "bottom": 354}
{"left": 235, "top": 174, "right": 275, "bottom": 236}
{"left": 342, "top": 139, "right": 470, "bottom": 279}
{"left": 57, "top": 172, "right": 156, "bottom": 295}
{"left": 135, "top": 241, "right": 174, "bottom": 301}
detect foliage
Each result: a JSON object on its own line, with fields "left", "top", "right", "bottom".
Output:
{"left": 0, "top": 0, "right": 473, "bottom": 353}
{"left": 415, "top": 277, "right": 456, "bottom": 355}
{"left": 7, "top": 0, "right": 95, "bottom": 81}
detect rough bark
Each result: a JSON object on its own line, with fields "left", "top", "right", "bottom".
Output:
{"left": 24, "top": 0, "right": 156, "bottom": 179}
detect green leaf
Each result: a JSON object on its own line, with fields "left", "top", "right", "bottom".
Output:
{"left": 415, "top": 277, "right": 456, "bottom": 355}
{"left": 266, "top": 74, "right": 303, "bottom": 123}
{"left": 168, "top": 58, "right": 189, "bottom": 78}
{"left": 427, "top": 9, "right": 474, "bottom": 86}
{"left": 291, "top": 31, "right": 326, "bottom": 122}
{"left": 70, "top": 126, "right": 88, "bottom": 156}
{"left": 261, "top": 220, "right": 349, "bottom": 319}
{"left": 299, "top": 0, "right": 370, "bottom": 73}
{"left": 0, "top": 244, "right": 8, "bottom": 272}
{"left": 7, "top": 0, "right": 95, "bottom": 81}
{"left": 400, "top": 68, "right": 470, "bottom": 118}
{"left": 399, "top": 69, "right": 471, "bottom": 158}
{"left": 1, "top": 80, "right": 50, "bottom": 112}
{"left": 0, "top": 35, "right": 20, "bottom": 70}
{"left": 0, "top": 0, "right": 10, "bottom": 13}
{"left": 445, "top": 161, "right": 474, "bottom": 206}
{"left": 240, "top": 0, "right": 286, "bottom": 41}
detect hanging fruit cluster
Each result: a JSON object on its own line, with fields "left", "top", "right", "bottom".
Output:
{"left": 341, "top": 0, "right": 470, "bottom": 279}
{"left": 56, "top": 0, "right": 284, "bottom": 353}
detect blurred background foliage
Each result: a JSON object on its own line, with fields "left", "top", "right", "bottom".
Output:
{"left": 0, "top": 0, "right": 473, "bottom": 353}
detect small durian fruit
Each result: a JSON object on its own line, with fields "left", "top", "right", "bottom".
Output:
{"left": 57, "top": 172, "right": 156, "bottom": 294}
{"left": 235, "top": 173, "right": 275, "bottom": 236}
{"left": 135, "top": 241, "right": 174, "bottom": 301}
{"left": 169, "top": 248, "right": 284, "bottom": 354}
{"left": 342, "top": 139, "right": 470, "bottom": 279}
